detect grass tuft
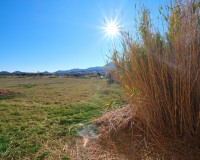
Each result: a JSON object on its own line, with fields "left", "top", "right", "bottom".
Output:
{"left": 105, "top": 0, "right": 200, "bottom": 159}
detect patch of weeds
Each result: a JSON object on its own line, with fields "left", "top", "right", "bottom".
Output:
{"left": 61, "top": 109, "right": 80, "bottom": 116}
{"left": 57, "top": 130, "right": 68, "bottom": 136}
{"left": 41, "top": 135, "right": 48, "bottom": 141}
{"left": 24, "top": 141, "right": 41, "bottom": 153}
{"left": 49, "top": 108, "right": 64, "bottom": 116}
{"left": 58, "top": 104, "right": 102, "bottom": 126}
{"left": 84, "top": 109, "right": 101, "bottom": 117}
{"left": 8, "top": 150, "right": 21, "bottom": 158}
{"left": 2, "top": 139, "right": 40, "bottom": 158}
{"left": 100, "top": 88, "right": 111, "bottom": 95}
{"left": 50, "top": 104, "right": 99, "bottom": 118}
{"left": 49, "top": 108, "right": 78, "bottom": 117}
{"left": 0, "top": 128, "right": 2, "bottom": 133}
{"left": 20, "top": 125, "right": 29, "bottom": 131}
{"left": 14, "top": 131, "right": 28, "bottom": 140}
{"left": 0, "top": 107, "right": 9, "bottom": 112}
{"left": 0, "top": 94, "right": 16, "bottom": 100}
{"left": 0, "top": 135, "right": 10, "bottom": 154}
{"left": 9, "top": 126, "right": 19, "bottom": 133}
{"left": 0, "top": 89, "right": 21, "bottom": 100}
{"left": 10, "top": 111, "right": 21, "bottom": 116}
{"left": 74, "top": 104, "right": 97, "bottom": 112}
{"left": 37, "top": 151, "right": 50, "bottom": 160}
{"left": 59, "top": 118, "right": 83, "bottom": 125}
{"left": 11, "top": 141, "right": 21, "bottom": 148}
{"left": 62, "top": 156, "right": 70, "bottom": 160}
{"left": 57, "top": 126, "right": 70, "bottom": 136}
{"left": 31, "top": 127, "right": 46, "bottom": 135}
{"left": 37, "top": 128, "right": 46, "bottom": 134}
{"left": 16, "top": 84, "right": 37, "bottom": 89}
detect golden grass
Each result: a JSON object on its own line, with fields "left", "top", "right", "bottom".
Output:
{"left": 81, "top": 0, "right": 200, "bottom": 159}
{"left": 0, "top": 76, "right": 124, "bottom": 159}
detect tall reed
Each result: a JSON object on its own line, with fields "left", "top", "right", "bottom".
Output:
{"left": 113, "top": 0, "right": 200, "bottom": 158}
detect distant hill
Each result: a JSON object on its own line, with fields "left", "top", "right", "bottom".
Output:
{"left": 54, "top": 62, "right": 115, "bottom": 75}
{"left": 12, "top": 71, "right": 26, "bottom": 75}
{"left": 0, "top": 62, "right": 115, "bottom": 76}
{"left": 0, "top": 71, "right": 10, "bottom": 75}
{"left": 54, "top": 66, "right": 106, "bottom": 75}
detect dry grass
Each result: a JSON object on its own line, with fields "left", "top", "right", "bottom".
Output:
{"left": 76, "top": 0, "right": 200, "bottom": 159}
{"left": 0, "top": 76, "right": 124, "bottom": 159}
{"left": 0, "top": 89, "right": 16, "bottom": 95}
{"left": 67, "top": 105, "right": 134, "bottom": 160}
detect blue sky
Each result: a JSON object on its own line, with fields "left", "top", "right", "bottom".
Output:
{"left": 0, "top": 0, "right": 167, "bottom": 72}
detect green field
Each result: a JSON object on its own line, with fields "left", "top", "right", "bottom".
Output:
{"left": 0, "top": 76, "right": 124, "bottom": 159}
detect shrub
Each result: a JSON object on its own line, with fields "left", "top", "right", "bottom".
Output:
{"left": 112, "top": 0, "right": 200, "bottom": 159}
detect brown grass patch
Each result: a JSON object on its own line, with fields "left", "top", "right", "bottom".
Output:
{"left": 0, "top": 89, "right": 16, "bottom": 95}
{"left": 70, "top": 1, "right": 200, "bottom": 159}
{"left": 70, "top": 104, "right": 199, "bottom": 159}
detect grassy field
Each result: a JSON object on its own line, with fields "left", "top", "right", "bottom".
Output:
{"left": 0, "top": 76, "right": 124, "bottom": 159}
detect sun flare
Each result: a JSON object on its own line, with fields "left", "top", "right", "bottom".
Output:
{"left": 104, "top": 21, "right": 120, "bottom": 38}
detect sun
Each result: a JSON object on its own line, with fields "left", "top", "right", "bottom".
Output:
{"left": 104, "top": 20, "right": 120, "bottom": 38}
{"left": 105, "top": 22, "right": 119, "bottom": 36}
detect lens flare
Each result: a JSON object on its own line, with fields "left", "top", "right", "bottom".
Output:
{"left": 105, "top": 21, "right": 120, "bottom": 37}
{"left": 103, "top": 19, "right": 121, "bottom": 39}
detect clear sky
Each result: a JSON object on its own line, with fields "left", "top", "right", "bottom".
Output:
{"left": 0, "top": 0, "right": 167, "bottom": 72}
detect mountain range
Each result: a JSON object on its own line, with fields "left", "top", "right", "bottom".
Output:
{"left": 0, "top": 62, "right": 115, "bottom": 75}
